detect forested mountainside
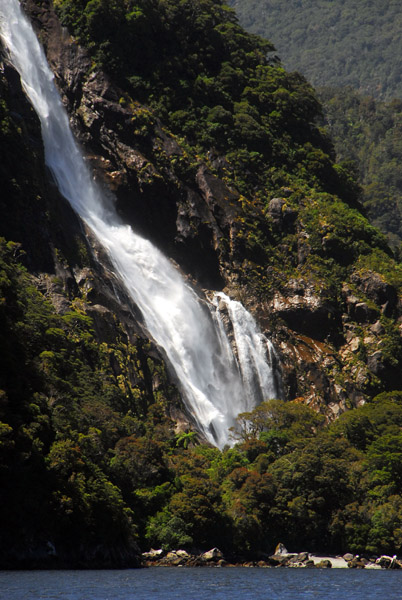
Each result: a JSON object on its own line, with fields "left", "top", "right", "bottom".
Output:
{"left": 229, "top": 0, "right": 402, "bottom": 101}
{"left": 318, "top": 88, "right": 402, "bottom": 251}
{"left": 1, "top": 0, "right": 402, "bottom": 567}
{"left": 230, "top": 2, "right": 402, "bottom": 270}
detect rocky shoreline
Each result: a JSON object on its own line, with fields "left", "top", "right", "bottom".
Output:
{"left": 142, "top": 544, "right": 402, "bottom": 570}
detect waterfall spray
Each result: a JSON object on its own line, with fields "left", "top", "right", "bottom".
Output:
{"left": 0, "top": 0, "right": 282, "bottom": 448}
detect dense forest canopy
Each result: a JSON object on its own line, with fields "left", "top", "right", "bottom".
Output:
{"left": 2, "top": 233, "right": 402, "bottom": 558}
{"left": 54, "top": 0, "right": 326, "bottom": 179}
{"left": 229, "top": 0, "right": 402, "bottom": 251}
{"left": 1, "top": 0, "right": 402, "bottom": 566}
{"left": 52, "top": 0, "right": 395, "bottom": 291}
{"left": 318, "top": 88, "right": 402, "bottom": 252}
{"left": 229, "top": 0, "right": 402, "bottom": 100}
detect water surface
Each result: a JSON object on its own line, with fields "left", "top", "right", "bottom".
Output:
{"left": 1, "top": 567, "right": 402, "bottom": 600}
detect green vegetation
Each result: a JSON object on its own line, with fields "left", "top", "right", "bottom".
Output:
{"left": 4, "top": 276, "right": 402, "bottom": 561}
{"left": 54, "top": 0, "right": 346, "bottom": 199}
{"left": 318, "top": 88, "right": 402, "bottom": 251}
{"left": 142, "top": 394, "right": 402, "bottom": 557}
{"left": 53, "top": 0, "right": 400, "bottom": 299}
{"left": 229, "top": 1, "right": 402, "bottom": 252}
{"left": 0, "top": 238, "right": 175, "bottom": 566}
{"left": 3, "top": 254, "right": 402, "bottom": 559}
{"left": 1, "top": 0, "right": 402, "bottom": 564}
{"left": 229, "top": 0, "right": 402, "bottom": 101}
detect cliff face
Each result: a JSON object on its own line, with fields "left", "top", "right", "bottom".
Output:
{"left": 1, "top": 0, "right": 402, "bottom": 566}
{"left": 23, "top": 0, "right": 234, "bottom": 291}
{"left": 1, "top": 0, "right": 398, "bottom": 418}
{"left": 19, "top": 0, "right": 402, "bottom": 415}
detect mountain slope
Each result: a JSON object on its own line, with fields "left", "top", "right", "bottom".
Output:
{"left": 228, "top": 0, "right": 402, "bottom": 250}
{"left": 229, "top": 0, "right": 402, "bottom": 100}
{"left": 318, "top": 88, "right": 402, "bottom": 251}
{"left": 0, "top": 0, "right": 401, "bottom": 565}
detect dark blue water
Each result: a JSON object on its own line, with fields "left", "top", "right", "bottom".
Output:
{"left": 1, "top": 567, "right": 402, "bottom": 600}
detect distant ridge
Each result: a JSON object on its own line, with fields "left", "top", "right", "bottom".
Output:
{"left": 229, "top": 0, "right": 402, "bottom": 100}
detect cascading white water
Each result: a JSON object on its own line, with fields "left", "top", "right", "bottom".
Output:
{"left": 211, "top": 293, "right": 281, "bottom": 411}
{"left": 0, "top": 0, "right": 281, "bottom": 448}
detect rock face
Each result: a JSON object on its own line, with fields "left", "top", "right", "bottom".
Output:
{"left": 22, "top": 0, "right": 238, "bottom": 291}
{"left": 6, "top": 0, "right": 402, "bottom": 424}
{"left": 270, "top": 278, "right": 338, "bottom": 340}
{"left": 351, "top": 271, "right": 398, "bottom": 317}
{"left": 267, "top": 197, "right": 297, "bottom": 231}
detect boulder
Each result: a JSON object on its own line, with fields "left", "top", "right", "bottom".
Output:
{"left": 376, "top": 555, "right": 392, "bottom": 568}
{"left": 376, "top": 555, "right": 401, "bottom": 569}
{"left": 274, "top": 543, "right": 289, "bottom": 556}
{"left": 202, "top": 547, "right": 224, "bottom": 561}
{"left": 370, "top": 320, "right": 385, "bottom": 336}
{"left": 268, "top": 197, "right": 285, "bottom": 223}
{"left": 288, "top": 553, "right": 310, "bottom": 567}
{"left": 142, "top": 548, "right": 164, "bottom": 561}
{"left": 159, "top": 550, "right": 191, "bottom": 566}
{"left": 296, "top": 552, "right": 309, "bottom": 563}
{"left": 267, "top": 197, "right": 297, "bottom": 231}
{"left": 367, "top": 351, "right": 385, "bottom": 376}
{"left": 343, "top": 553, "right": 354, "bottom": 562}
{"left": 347, "top": 558, "right": 366, "bottom": 569}
{"left": 256, "top": 560, "right": 269, "bottom": 568}
{"left": 315, "top": 559, "right": 332, "bottom": 568}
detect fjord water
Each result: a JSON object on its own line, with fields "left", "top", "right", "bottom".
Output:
{"left": 0, "top": 0, "right": 280, "bottom": 447}
{"left": 1, "top": 568, "right": 402, "bottom": 600}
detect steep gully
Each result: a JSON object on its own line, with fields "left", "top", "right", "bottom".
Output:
{"left": 0, "top": 0, "right": 282, "bottom": 448}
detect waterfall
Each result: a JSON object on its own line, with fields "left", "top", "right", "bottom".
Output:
{"left": 211, "top": 293, "right": 282, "bottom": 411}
{"left": 0, "top": 0, "right": 281, "bottom": 448}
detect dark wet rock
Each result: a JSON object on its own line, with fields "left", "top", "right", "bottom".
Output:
{"left": 315, "top": 559, "right": 332, "bottom": 568}
{"left": 351, "top": 270, "right": 398, "bottom": 316}
{"left": 347, "top": 558, "right": 366, "bottom": 569}
{"left": 270, "top": 278, "right": 339, "bottom": 341}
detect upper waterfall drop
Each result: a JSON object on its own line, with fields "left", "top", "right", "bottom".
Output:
{"left": 0, "top": 0, "right": 282, "bottom": 449}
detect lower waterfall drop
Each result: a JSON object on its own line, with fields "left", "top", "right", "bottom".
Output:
{"left": 0, "top": 0, "right": 282, "bottom": 448}
{"left": 211, "top": 293, "right": 282, "bottom": 411}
